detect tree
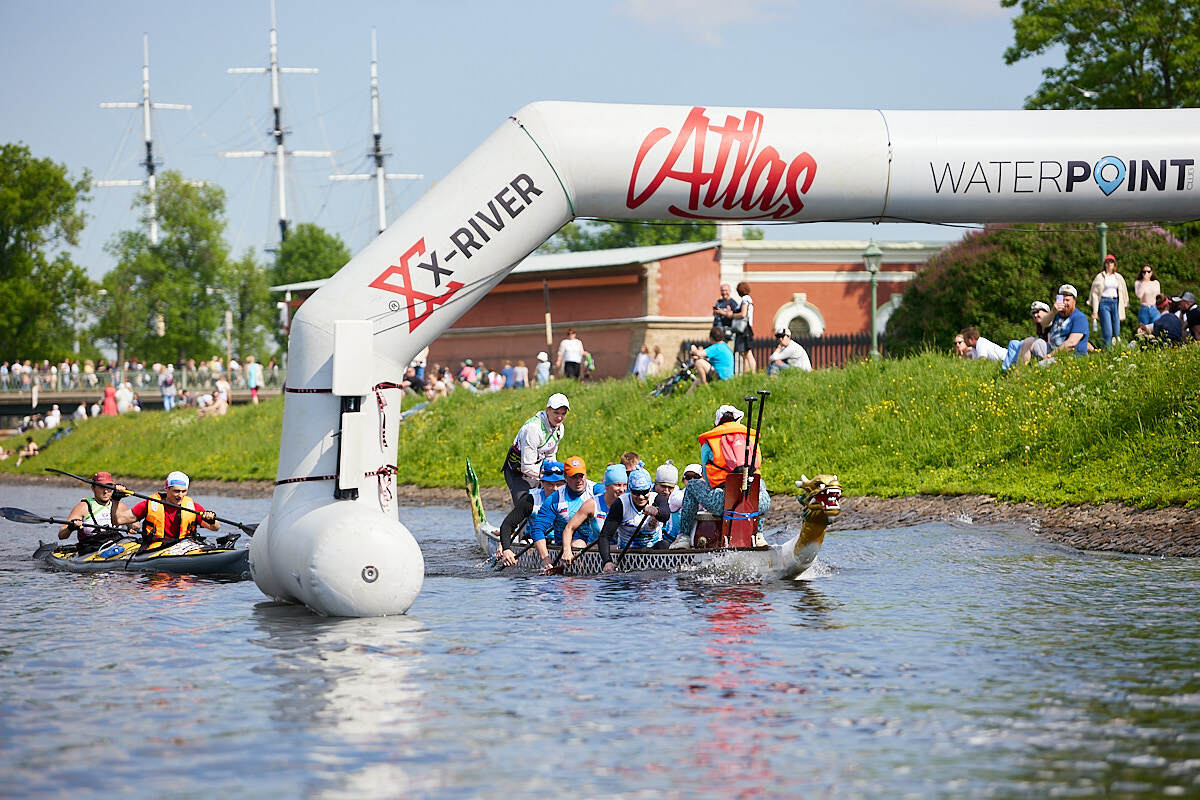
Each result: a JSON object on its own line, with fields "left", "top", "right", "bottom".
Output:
{"left": 215, "top": 249, "right": 275, "bottom": 361}
{"left": 270, "top": 222, "right": 351, "bottom": 285}
{"left": 96, "top": 171, "right": 229, "bottom": 364}
{"left": 885, "top": 223, "right": 1200, "bottom": 354}
{"left": 1003, "top": 0, "right": 1200, "bottom": 109}
{"left": 0, "top": 143, "right": 91, "bottom": 358}
{"left": 539, "top": 219, "right": 763, "bottom": 253}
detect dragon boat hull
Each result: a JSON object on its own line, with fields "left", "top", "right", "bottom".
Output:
{"left": 33, "top": 537, "right": 251, "bottom": 579}
{"left": 466, "top": 460, "right": 841, "bottom": 580}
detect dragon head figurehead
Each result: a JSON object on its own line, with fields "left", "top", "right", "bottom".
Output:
{"left": 795, "top": 474, "right": 842, "bottom": 522}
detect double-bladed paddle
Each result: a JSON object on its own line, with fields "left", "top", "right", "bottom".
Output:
{"left": 44, "top": 467, "right": 258, "bottom": 535}
{"left": 1, "top": 506, "right": 126, "bottom": 535}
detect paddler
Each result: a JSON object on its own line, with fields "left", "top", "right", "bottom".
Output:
{"left": 495, "top": 460, "right": 565, "bottom": 567}
{"left": 112, "top": 471, "right": 220, "bottom": 549}
{"left": 677, "top": 404, "right": 771, "bottom": 546}
{"left": 560, "top": 463, "right": 629, "bottom": 556}
{"left": 58, "top": 471, "right": 132, "bottom": 552}
{"left": 525, "top": 456, "right": 595, "bottom": 570}
{"left": 501, "top": 392, "right": 570, "bottom": 506}
{"left": 597, "top": 467, "right": 672, "bottom": 571}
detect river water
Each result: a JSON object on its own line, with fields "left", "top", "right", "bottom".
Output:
{"left": 2, "top": 482, "right": 1199, "bottom": 799}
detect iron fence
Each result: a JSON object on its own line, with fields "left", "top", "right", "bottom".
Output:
{"left": 682, "top": 332, "right": 885, "bottom": 371}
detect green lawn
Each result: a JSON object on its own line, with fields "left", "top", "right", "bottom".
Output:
{"left": 6, "top": 345, "right": 1198, "bottom": 507}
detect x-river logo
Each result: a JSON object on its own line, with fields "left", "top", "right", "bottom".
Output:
{"left": 627, "top": 106, "right": 817, "bottom": 220}
{"left": 369, "top": 238, "right": 465, "bottom": 333}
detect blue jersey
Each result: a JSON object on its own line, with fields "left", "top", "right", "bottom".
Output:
{"left": 527, "top": 482, "right": 598, "bottom": 544}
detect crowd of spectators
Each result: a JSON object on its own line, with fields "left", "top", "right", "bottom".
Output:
{"left": 955, "top": 254, "right": 1200, "bottom": 366}
{"left": 0, "top": 355, "right": 281, "bottom": 395}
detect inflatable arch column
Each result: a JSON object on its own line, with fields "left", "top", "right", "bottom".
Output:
{"left": 250, "top": 102, "right": 1200, "bottom": 616}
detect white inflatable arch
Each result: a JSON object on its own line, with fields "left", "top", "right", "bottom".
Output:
{"left": 250, "top": 102, "right": 1200, "bottom": 616}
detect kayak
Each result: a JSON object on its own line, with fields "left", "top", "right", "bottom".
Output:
{"left": 33, "top": 536, "right": 251, "bottom": 579}
{"left": 465, "top": 460, "right": 842, "bottom": 578}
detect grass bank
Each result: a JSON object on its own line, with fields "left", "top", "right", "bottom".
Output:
{"left": 5, "top": 346, "right": 1198, "bottom": 507}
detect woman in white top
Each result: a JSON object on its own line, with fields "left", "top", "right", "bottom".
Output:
{"left": 1133, "top": 264, "right": 1162, "bottom": 325}
{"left": 731, "top": 281, "right": 757, "bottom": 373}
{"left": 1088, "top": 254, "right": 1129, "bottom": 348}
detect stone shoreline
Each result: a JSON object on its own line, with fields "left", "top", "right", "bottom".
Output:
{"left": 5, "top": 473, "right": 1198, "bottom": 557}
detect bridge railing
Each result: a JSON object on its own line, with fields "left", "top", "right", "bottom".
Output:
{"left": 0, "top": 364, "right": 287, "bottom": 397}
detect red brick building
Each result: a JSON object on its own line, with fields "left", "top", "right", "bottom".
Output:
{"left": 273, "top": 231, "right": 945, "bottom": 378}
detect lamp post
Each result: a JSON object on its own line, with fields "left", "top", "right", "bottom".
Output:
{"left": 1097, "top": 222, "right": 1108, "bottom": 267}
{"left": 863, "top": 240, "right": 883, "bottom": 359}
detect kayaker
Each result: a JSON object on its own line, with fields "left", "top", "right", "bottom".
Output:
{"left": 58, "top": 471, "right": 132, "bottom": 552}
{"left": 112, "top": 471, "right": 219, "bottom": 548}
{"left": 525, "top": 456, "right": 595, "bottom": 569}
{"left": 677, "top": 404, "right": 771, "bottom": 545}
{"left": 563, "top": 464, "right": 628, "bottom": 551}
{"left": 495, "top": 460, "right": 565, "bottom": 567}
{"left": 501, "top": 392, "right": 570, "bottom": 506}
{"left": 598, "top": 467, "right": 672, "bottom": 571}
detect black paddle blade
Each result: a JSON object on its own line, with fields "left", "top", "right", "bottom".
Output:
{"left": 1, "top": 507, "right": 52, "bottom": 525}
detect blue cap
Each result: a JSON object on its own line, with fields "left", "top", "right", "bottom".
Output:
{"left": 540, "top": 460, "right": 565, "bottom": 480}
{"left": 603, "top": 464, "right": 628, "bottom": 487}
{"left": 628, "top": 468, "right": 653, "bottom": 492}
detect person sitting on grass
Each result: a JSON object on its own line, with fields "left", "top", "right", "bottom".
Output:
{"left": 961, "top": 326, "right": 1006, "bottom": 361}
{"left": 688, "top": 326, "right": 734, "bottom": 391}
{"left": 15, "top": 436, "right": 38, "bottom": 466}
{"left": 768, "top": 329, "right": 812, "bottom": 374}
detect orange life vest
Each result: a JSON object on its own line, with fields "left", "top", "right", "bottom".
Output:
{"left": 143, "top": 492, "right": 198, "bottom": 544}
{"left": 697, "top": 421, "right": 760, "bottom": 488}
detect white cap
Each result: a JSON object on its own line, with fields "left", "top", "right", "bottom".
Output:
{"left": 165, "top": 470, "right": 190, "bottom": 489}
{"left": 654, "top": 461, "right": 679, "bottom": 487}
{"left": 684, "top": 463, "right": 704, "bottom": 478}
{"left": 546, "top": 392, "right": 570, "bottom": 410}
{"left": 536, "top": 351, "right": 549, "bottom": 362}
{"left": 1058, "top": 284, "right": 1078, "bottom": 298}
{"left": 714, "top": 404, "right": 745, "bottom": 427}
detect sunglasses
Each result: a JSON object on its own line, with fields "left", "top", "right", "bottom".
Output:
{"left": 954, "top": 339, "right": 965, "bottom": 345}
{"left": 631, "top": 489, "right": 650, "bottom": 497}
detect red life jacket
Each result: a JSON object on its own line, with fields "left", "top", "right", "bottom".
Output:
{"left": 697, "top": 421, "right": 760, "bottom": 488}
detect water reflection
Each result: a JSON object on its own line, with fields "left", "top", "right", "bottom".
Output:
{"left": 249, "top": 603, "right": 431, "bottom": 797}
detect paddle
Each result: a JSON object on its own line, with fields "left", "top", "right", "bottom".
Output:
{"left": 44, "top": 467, "right": 258, "bottom": 535}
{"left": 1, "top": 506, "right": 127, "bottom": 535}
{"left": 494, "top": 537, "right": 538, "bottom": 571}
{"left": 613, "top": 507, "right": 653, "bottom": 572}
{"left": 547, "top": 535, "right": 600, "bottom": 576}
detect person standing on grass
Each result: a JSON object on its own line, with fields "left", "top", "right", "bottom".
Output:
{"left": 1089, "top": 254, "right": 1129, "bottom": 348}
{"left": 556, "top": 328, "right": 585, "bottom": 379}
{"left": 244, "top": 355, "right": 263, "bottom": 405}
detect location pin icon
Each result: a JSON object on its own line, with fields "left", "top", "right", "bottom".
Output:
{"left": 1093, "top": 156, "right": 1126, "bottom": 196}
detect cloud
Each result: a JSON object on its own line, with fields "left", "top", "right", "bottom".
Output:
{"left": 616, "top": 0, "right": 791, "bottom": 46}
{"left": 870, "top": 0, "right": 1006, "bottom": 18}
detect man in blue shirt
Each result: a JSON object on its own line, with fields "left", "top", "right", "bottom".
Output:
{"left": 689, "top": 326, "right": 734, "bottom": 390}
{"left": 1043, "top": 283, "right": 1090, "bottom": 361}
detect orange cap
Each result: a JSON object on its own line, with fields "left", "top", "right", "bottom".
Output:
{"left": 563, "top": 456, "right": 586, "bottom": 476}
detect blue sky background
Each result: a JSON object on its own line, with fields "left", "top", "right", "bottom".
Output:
{"left": 1, "top": 0, "right": 1057, "bottom": 278}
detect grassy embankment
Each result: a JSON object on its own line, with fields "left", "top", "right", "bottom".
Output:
{"left": 4, "top": 345, "right": 1198, "bottom": 507}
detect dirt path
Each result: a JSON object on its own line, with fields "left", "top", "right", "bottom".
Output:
{"left": 6, "top": 474, "right": 1197, "bottom": 557}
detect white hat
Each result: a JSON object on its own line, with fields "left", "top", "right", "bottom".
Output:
{"left": 1058, "top": 284, "right": 1078, "bottom": 298}
{"left": 546, "top": 392, "right": 570, "bottom": 410}
{"left": 536, "top": 351, "right": 548, "bottom": 362}
{"left": 654, "top": 461, "right": 679, "bottom": 487}
{"left": 684, "top": 463, "right": 704, "bottom": 478}
{"left": 714, "top": 404, "right": 745, "bottom": 427}
{"left": 165, "top": 470, "right": 190, "bottom": 489}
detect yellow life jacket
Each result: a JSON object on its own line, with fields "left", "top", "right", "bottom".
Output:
{"left": 143, "top": 492, "right": 198, "bottom": 545}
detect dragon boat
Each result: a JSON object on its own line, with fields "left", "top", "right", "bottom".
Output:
{"left": 466, "top": 461, "right": 841, "bottom": 578}
{"left": 33, "top": 536, "right": 251, "bottom": 579}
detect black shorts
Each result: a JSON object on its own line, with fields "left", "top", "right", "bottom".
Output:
{"left": 564, "top": 361, "right": 581, "bottom": 379}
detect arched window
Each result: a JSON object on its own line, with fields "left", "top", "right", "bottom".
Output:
{"left": 771, "top": 293, "right": 825, "bottom": 337}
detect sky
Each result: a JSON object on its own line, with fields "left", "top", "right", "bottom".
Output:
{"left": 1, "top": 0, "right": 1058, "bottom": 279}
